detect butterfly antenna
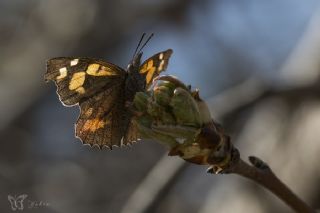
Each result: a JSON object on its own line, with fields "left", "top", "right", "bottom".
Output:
{"left": 132, "top": 33, "right": 146, "bottom": 58}
{"left": 137, "top": 33, "right": 154, "bottom": 54}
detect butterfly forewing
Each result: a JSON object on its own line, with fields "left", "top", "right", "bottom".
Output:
{"left": 46, "top": 57, "right": 129, "bottom": 148}
{"left": 45, "top": 57, "right": 126, "bottom": 106}
{"left": 140, "top": 49, "right": 173, "bottom": 87}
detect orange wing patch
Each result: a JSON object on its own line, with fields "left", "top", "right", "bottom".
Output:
{"left": 82, "top": 118, "right": 107, "bottom": 132}
{"left": 86, "top": 63, "right": 119, "bottom": 76}
{"left": 140, "top": 60, "right": 154, "bottom": 73}
{"left": 140, "top": 60, "right": 156, "bottom": 85}
{"left": 139, "top": 49, "right": 173, "bottom": 87}
{"left": 84, "top": 107, "right": 93, "bottom": 117}
{"left": 68, "top": 72, "right": 86, "bottom": 94}
{"left": 69, "top": 72, "right": 86, "bottom": 90}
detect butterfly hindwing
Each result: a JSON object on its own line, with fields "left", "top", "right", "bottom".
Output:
{"left": 75, "top": 82, "right": 131, "bottom": 148}
{"left": 139, "top": 49, "right": 173, "bottom": 87}
{"left": 45, "top": 57, "right": 126, "bottom": 106}
{"left": 76, "top": 94, "right": 139, "bottom": 148}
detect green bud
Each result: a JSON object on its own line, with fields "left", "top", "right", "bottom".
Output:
{"left": 151, "top": 124, "right": 200, "bottom": 144}
{"left": 154, "top": 80, "right": 177, "bottom": 93}
{"left": 154, "top": 85, "right": 172, "bottom": 106}
{"left": 155, "top": 75, "right": 189, "bottom": 91}
{"left": 192, "top": 90, "right": 212, "bottom": 125}
{"left": 133, "top": 75, "right": 213, "bottom": 151}
{"left": 147, "top": 101, "right": 162, "bottom": 118}
{"left": 134, "top": 92, "right": 149, "bottom": 112}
{"left": 133, "top": 74, "right": 232, "bottom": 170}
{"left": 146, "top": 101, "right": 176, "bottom": 125}
{"left": 136, "top": 114, "right": 153, "bottom": 127}
{"left": 170, "top": 88, "right": 202, "bottom": 127}
{"left": 137, "top": 123, "right": 178, "bottom": 148}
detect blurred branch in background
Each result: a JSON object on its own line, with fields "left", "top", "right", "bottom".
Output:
{"left": 280, "top": 6, "right": 320, "bottom": 87}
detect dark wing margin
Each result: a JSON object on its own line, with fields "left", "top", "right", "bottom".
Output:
{"left": 122, "top": 119, "right": 140, "bottom": 145}
{"left": 139, "top": 49, "right": 173, "bottom": 88}
{"left": 45, "top": 57, "right": 126, "bottom": 106}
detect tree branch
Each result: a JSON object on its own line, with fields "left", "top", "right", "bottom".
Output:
{"left": 225, "top": 156, "right": 316, "bottom": 213}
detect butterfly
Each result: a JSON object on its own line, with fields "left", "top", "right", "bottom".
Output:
{"left": 45, "top": 34, "right": 173, "bottom": 149}
{"left": 8, "top": 194, "right": 28, "bottom": 211}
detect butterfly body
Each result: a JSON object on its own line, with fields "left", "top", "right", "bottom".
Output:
{"left": 45, "top": 47, "right": 172, "bottom": 149}
{"left": 124, "top": 52, "right": 145, "bottom": 102}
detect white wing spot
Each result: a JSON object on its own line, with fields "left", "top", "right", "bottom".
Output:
{"left": 159, "top": 60, "right": 165, "bottom": 70}
{"left": 56, "top": 67, "right": 67, "bottom": 80}
{"left": 71, "top": 59, "right": 79, "bottom": 66}
{"left": 159, "top": 53, "right": 164, "bottom": 60}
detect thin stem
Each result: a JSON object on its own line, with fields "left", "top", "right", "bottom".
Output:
{"left": 228, "top": 157, "right": 315, "bottom": 213}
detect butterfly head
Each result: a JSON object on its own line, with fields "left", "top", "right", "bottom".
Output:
{"left": 127, "top": 33, "right": 153, "bottom": 72}
{"left": 127, "top": 52, "right": 142, "bottom": 72}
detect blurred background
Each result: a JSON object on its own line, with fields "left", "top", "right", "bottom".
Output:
{"left": 1, "top": 0, "right": 320, "bottom": 212}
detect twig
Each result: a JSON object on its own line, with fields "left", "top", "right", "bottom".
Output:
{"left": 200, "top": 119, "right": 316, "bottom": 213}
{"left": 214, "top": 155, "right": 316, "bottom": 213}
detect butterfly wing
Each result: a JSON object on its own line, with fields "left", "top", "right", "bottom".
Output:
{"left": 45, "top": 57, "right": 126, "bottom": 106}
{"left": 46, "top": 57, "right": 131, "bottom": 148}
{"left": 75, "top": 80, "right": 134, "bottom": 148}
{"left": 8, "top": 195, "right": 17, "bottom": 211}
{"left": 139, "top": 49, "right": 173, "bottom": 88}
